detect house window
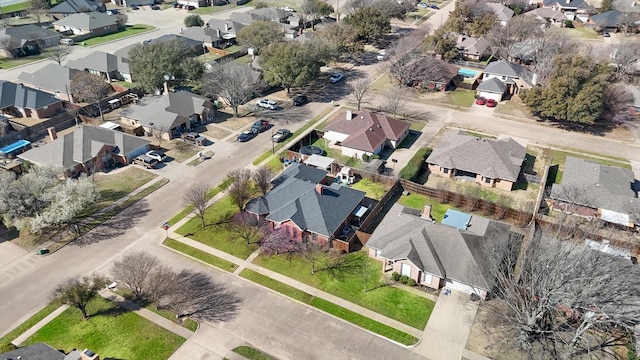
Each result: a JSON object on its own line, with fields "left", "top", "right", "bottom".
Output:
{"left": 375, "top": 249, "right": 381, "bottom": 258}
{"left": 443, "top": 168, "right": 449, "bottom": 174}
{"left": 424, "top": 273, "right": 433, "bottom": 283}
{"left": 485, "top": 177, "right": 491, "bottom": 184}
{"left": 292, "top": 228, "right": 297, "bottom": 238}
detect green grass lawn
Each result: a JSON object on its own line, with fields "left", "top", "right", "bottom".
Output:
{"left": 398, "top": 193, "right": 455, "bottom": 222}
{"left": 409, "top": 121, "right": 426, "bottom": 132}
{"left": 549, "top": 149, "right": 631, "bottom": 184}
{"left": 239, "top": 269, "right": 419, "bottom": 345}
{"left": 190, "top": 1, "right": 246, "bottom": 14}
{"left": 91, "top": 167, "right": 157, "bottom": 213}
{"left": 175, "top": 196, "right": 258, "bottom": 259}
{"left": 252, "top": 251, "right": 434, "bottom": 329}
{"left": 310, "top": 138, "right": 364, "bottom": 168}
{"left": 115, "top": 288, "right": 199, "bottom": 331}
{"left": 80, "top": 25, "right": 155, "bottom": 46}
{"left": 0, "top": 51, "right": 51, "bottom": 69}
{"left": 0, "top": 303, "right": 60, "bottom": 345}
{"left": 351, "top": 178, "right": 388, "bottom": 200}
{"left": 232, "top": 346, "right": 278, "bottom": 360}
{"left": 24, "top": 297, "right": 185, "bottom": 360}
{"left": 167, "top": 178, "right": 232, "bottom": 226}
{"left": 562, "top": 26, "right": 601, "bottom": 40}
{"left": 370, "top": 75, "right": 394, "bottom": 93}
{"left": 444, "top": 89, "right": 475, "bottom": 108}
{"left": 163, "top": 238, "right": 239, "bottom": 272}
{"left": 0, "top": 1, "right": 29, "bottom": 13}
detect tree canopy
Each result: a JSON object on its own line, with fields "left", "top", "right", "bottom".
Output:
{"left": 203, "top": 61, "right": 262, "bottom": 117}
{"left": 184, "top": 14, "right": 204, "bottom": 27}
{"left": 128, "top": 39, "right": 197, "bottom": 93}
{"left": 236, "top": 21, "right": 282, "bottom": 54}
{"left": 259, "top": 42, "right": 324, "bottom": 92}
{"left": 302, "top": 0, "right": 334, "bottom": 29}
{"left": 520, "top": 56, "right": 613, "bottom": 125}
{"left": 343, "top": 7, "right": 391, "bottom": 42}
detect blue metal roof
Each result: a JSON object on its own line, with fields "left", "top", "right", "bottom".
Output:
{"left": 442, "top": 209, "right": 472, "bottom": 230}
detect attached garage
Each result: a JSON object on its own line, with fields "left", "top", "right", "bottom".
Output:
{"left": 476, "top": 77, "right": 507, "bottom": 102}
{"left": 445, "top": 279, "right": 487, "bottom": 299}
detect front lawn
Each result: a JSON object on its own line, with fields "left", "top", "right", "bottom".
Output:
{"left": 0, "top": 303, "right": 60, "bottom": 345}
{"left": 0, "top": 51, "right": 51, "bottom": 69}
{"left": 167, "top": 178, "right": 232, "bottom": 226}
{"left": 443, "top": 89, "right": 475, "bottom": 108}
{"left": 163, "top": 238, "right": 238, "bottom": 272}
{"left": 23, "top": 297, "right": 185, "bottom": 360}
{"left": 163, "top": 140, "right": 201, "bottom": 163}
{"left": 232, "top": 345, "right": 278, "bottom": 360}
{"left": 91, "top": 167, "right": 157, "bottom": 213}
{"left": 252, "top": 251, "right": 434, "bottom": 329}
{"left": 80, "top": 25, "right": 155, "bottom": 46}
{"left": 175, "top": 196, "right": 258, "bottom": 259}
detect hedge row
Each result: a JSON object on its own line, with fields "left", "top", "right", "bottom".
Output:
{"left": 398, "top": 147, "right": 432, "bottom": 182}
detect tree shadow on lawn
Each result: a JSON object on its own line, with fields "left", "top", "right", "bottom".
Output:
{"left": 72, "top": 200, "right": 151, "bottom": 247}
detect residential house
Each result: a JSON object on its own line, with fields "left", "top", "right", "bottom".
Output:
{"left": 229, "top": 11, "right": 266, "bottom": 25}
{"left": 0, "top": 81, "right": 64, "bottom": 119}
{"left": 53, "top": 12, "right": 120, "bottom": 38}
{"left": 66, "top": 50, "right": 132, "bottom": 82}
{"left": 48, "top": 0, "right": 106, "bottom": 20}
{"left": 393, "top": 56, "right": 461, "bottom": 91}
{"left": 121, "top": 91, "right": 215, "bottom": 140}
{"left": 524, "top": 7, "right": 570, "bottom": 26}
{"left": 250, "top": 7, "right": 288, "bottom": 23}
{"left": 588, "top": 9, "right": 639, "bottom": 31}
{"left": 245, "top": 162, "right": 367, "bottom": 252}
{"left": 613, "top": 0, "right": 640, "bottom": 15}
{"left": 17, "top": 63, "right": 80, "bottom": 103}
{"left": 322, "top": 110, "right": 411, "bottom": 158}
{"left": 507, "top": 39, "right": 538, "bottom": 65}
{"left": 485, "top": 2, "right": 515, "bottom": 25}
{"left": 203, "top": 19, "right": 246, "bottom": 46}
{"left": 426, "top": 130, "right": 526, "bottom": 191}
{"left": 112, "top": 0, "right": 154, "bottom": 7}
{"left": 0, "top": 25, "right": 62, "bottom": 58}
{"left": 542, "top": 0, "right": 595, "bottom": 21}
{"left": 180, "top": 26, "right": 227, "bottom": 49}
{"left": 0, "top": 342, "right": 65, "bottom": 360}
{"left": 19, "top": 126, "right": 150, "bottom": 176}
{"left": 456, "top": 35, "right": 490, "bottom": 61}
{"left": 145, "top": 34, "right": 204, "bottom": 53}
{"left": 482, "top": 60, "right": 535, "bottom": 96}
{"left": 476, "top": 77, "right": 508, "bottom": 101}
{"left": 550, "top": 156, "right": 640, "bottom": 227}
{"left": 178, "top": 0, "right": 208, "bottom": 8}
{"left": 626, "top": 85, "right": 640, "bottom": 116}
{"left": 367, "top": 204, "right": 518, "bottom": 298}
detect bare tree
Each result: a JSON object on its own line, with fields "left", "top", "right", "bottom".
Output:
{"left": 164, "top": 270, "right": 242, "bottom": 322}
{"left": 184, "top": 183, "right": 209, "bottom": 227}
{"left": 348, "top": 78, "right": 371, "bottom": 110}
{"left": 602, "top": 83, "right": 634, "bottom": 120}
{"left": 111, "top": 252, "right": 159, "bottom": 300}
{"left": 0, "top": 36, "right": 20, "bottom": 57}
{"left": 70, "top": 71, "right": 113, "bottom": 122}
{"left": 488, "top": 15, "right": 544, "bottom": 60}
{"left": 145, "top": 264, "right": 176, "bottom": 309}
{"left": 297, "top": 242, "right": 326, "bottom": 274}
{"left": 227, "top": 169, "right": 253, "bottom": 211}
{"left": 382, "top": 88, "right": 408, "bottom": 118}
{"left": 252, "top": 166, "right": 273, "bottom": 195}
{"left": 51, "top": 274, "right": 107, "bottom": 320}
{"left": 530, "top": 29, "right": 581, "bottom": 86}
{"left": 203, "top": 62, "right": 262, "bottom": 118}
{"left": 485, "top": 228, "right": 640, "bottom": 359}
{"left": 28, "top": 0, "right": 50, "bottom": 24}
{"left": 47, "top": 45, "right": 71, "bottom": 65}
{"left": 229, "top": 212, "right": 264, "bottom": 245}
{"left": 551, "top": 184, "right": 594, "bottom": 239}
{"left": 496, "top": 194, "right": 513, "bottom": 219}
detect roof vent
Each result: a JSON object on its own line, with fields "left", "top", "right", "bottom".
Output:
{"left": 360, "top": 115, "right": 364, "bottom": 119}
{"left": 369, "top": 128, "right": 373, "bottom": 131}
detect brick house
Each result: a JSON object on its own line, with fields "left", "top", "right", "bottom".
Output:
{"left": 53, "top": 12, "right": 120, "bottom": 38}
{"left": 245, "top": 163, "right": 366, "bottom": 252}
{"left": 0, "top": 81, "right": 64, "bottom": 119}
{"left": 426, "top": 130, "right": 526, "bottom": 191}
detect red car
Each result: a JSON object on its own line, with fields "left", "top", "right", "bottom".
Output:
{"left": 475, "top": 96, "right": 486, "bottom": 105}
{"left": 485, "top": 99, "right": 497, "bottom": 107}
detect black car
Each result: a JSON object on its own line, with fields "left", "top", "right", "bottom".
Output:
{"left": 130, "top": 5, "right": 139, "bottom": 9}
{"left": 237, "top": 130, "right": 257, "bottom": 142}
{"left": 292, "top": 94, "right": 308, "bottom": 106}
{"left": 151, "top": 5, "right": 160, "bottom": 9}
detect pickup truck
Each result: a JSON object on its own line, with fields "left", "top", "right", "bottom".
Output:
{"left": 251, "top": 119, "right": 270, "bottom": 133}
{"left": 133, "top": 155, "right": 158, "bottom": 169}
{"left": 181, "top": 132, "right": 207, "bottom": 146}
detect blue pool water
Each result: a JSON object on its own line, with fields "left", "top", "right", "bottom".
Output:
{"left": 0, "top": 139, "right": 31, "bottom": 156}
{"left": 458, "top": 69, "right": 478, "bottom": 78}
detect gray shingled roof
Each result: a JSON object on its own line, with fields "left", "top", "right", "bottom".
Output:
{"left": 477, "top": 77, "right": 507, "bottom": 94}
{"left": 525, "top": 7, "right": 569, "bottom": 21}
{"left": 49, "top": 0, "right": 104, "bottom": 13}
{"left": 0, "top": 81, "right": 61, "bottom": 110}
{"left": 484, "top": 60, "right": 534, "bottom": 86}
{"left": 66, "top": 50, "right": 119, "bottom": 73}
{"left": 245, "top": 163, "right": 365, "bottom": 237}
{"left": 18, "top": 126, "right": 150, "bottom": 170}
{"left": 0, "top": 342, "right": 64, "bottom": 360}
{"left": 2, "top": 24, "right": 61, "bottom": 43}
{"left": 457, "top": 35, "right": 490, "bottom": 56}
{"left": 614, "top": 0, "right": 640, "bottom": 13}
{"left": 427, "top": 130, "right": 526, "bottom": 182}
{"left": 543, "top": 0, "right": 591, "bottom": 9}
{"left": 626, "top": 85, "right": 640, "bottom": 108}
{"left": 206, "top": 19, "right": 246, "bottom": 37}
{"left": 17, "top": 63, "right": 79, "bottom": 96}
{"left": 53, "top": 12, "right": 117, "bottom": 30}
{"left": 590, "top": 9, "right": 631, "bottom": 27}
{"left": 484, "top": 2, "right": 514, "bottom": 21}
{"left": 122, "top": 92, "right": 211, "bottom": 130}
{"left": 550, "top": 156, "right": 640, "bottom": 218}
{"left": 367, "top": 205, "right": 515, "bottom": 290}
{"left": 229, "top": 11, "right": 265, "bottom": 25}
{"left": 180, "top": 27, "right": 222, "bottom": 43}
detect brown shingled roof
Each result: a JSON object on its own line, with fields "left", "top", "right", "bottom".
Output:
{"left": 324, "top": 111, "right": 410, "bottom": 152}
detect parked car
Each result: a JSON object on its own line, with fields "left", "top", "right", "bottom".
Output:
{"left": 417, "top": 2, "right": 427, "bottom": 7}
{"left": 292, "top": 94, "right": 308, "bottom": 106}
{"left": 181, "top": 132, "right": 207, "bottom": 146}
{"left": 257, "top": 98, "right": 277, "bottom": 110}
{"left": 330, "top": 73, "right": 344, "bottom": 83}
{"left": 106, "top": 9, "right": 119, "bottom": 15}
{"left": 475, "top": 96, "right": 486, "bottom": 105}
{"left": 174, "top": 3, "right": 182, "bottom": 7}
{"left": 485, "top": 99, "right": 497, "bottom": 107}
{"left": 60, "top": 38, "right": 74, "bottom": 45}
{"left": 146, "top": 150, "right": 167, "bottom": 162}
{"left": 236, "top": 0, "right": 250, "bottom": 4}
{"left": 251, "top": 119, "right": 270, "bottom": 133}
{"left": 237, "top": 130, "right": 257, "bottom": 142}
{"left": 602, "top": 31, "right": 610, "bottom": 37}
{"left": 283, "top": 6, "right": 295, "bottom": 12}
{"left": 133, "top": 155, "right": 158, "bottom": 169}
{"left": 130, "top": 5, "right": 139, "bottom": 9}
{"left": 428, "top": 4, "right": 439, "bottom": 9}
{"left": 271, "top": 129, "right": 291, "bottom": 143}
{"left": 151, "top": 5, "right": 160, "bottom": 9}
{"left": 376, "top": 49, "right": 387, "bottom": 61}
{"left": 186, "top": 5, "right": 195, "bottom": 10}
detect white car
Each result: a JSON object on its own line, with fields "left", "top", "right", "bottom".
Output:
{"left": 417, "top": 2, "right": 427, "bottom": 7}
{"left": 257, "top": 98, "right": 277, "bottom": 110}
{"left": 146, "top": 150, "right": 166, "bottom": 162}
{"left": 329, "top": 73, "right": 344, "bottom": 83}
{"left": 376, "top": 49, "right": 387, "bottom": 61}
{"left": 282, "top": 6, "right": 295, "bottom": 12}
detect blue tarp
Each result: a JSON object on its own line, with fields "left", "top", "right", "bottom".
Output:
{"left": 442, "top": 209, "right": 472, "bottom": 230}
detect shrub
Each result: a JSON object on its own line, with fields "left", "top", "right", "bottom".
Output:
{"left": 399, "top": 275, "right": 409, "bottom": 284}
{"left": 407, "top": 278, "right": 416, "bottom": 286}
{"left": 563, "top": 20, "right": 574, "bottom": 28}
{"left": 362, "top": 153, "right": 370, "bottom": 162}
{"left": 0, "top": 342, "right": 16, "bottom": 352}
{"left": 391, "top": 272, "right": 401, "bottom": 281}
{"left": 254, "top": 1, "right": 268, "bottom": 8}
{"left": 184, "top": 14, "right": 204, "bottom": 28}
{"left": 398, "top": 147, "right": 432, "bottom": 182}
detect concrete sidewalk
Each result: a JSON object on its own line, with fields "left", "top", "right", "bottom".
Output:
{"left": 168, "top": 233, "right": 424, "bottom": 339}
{"left": 11, "top": 305, "right": 69, "bottom": 346}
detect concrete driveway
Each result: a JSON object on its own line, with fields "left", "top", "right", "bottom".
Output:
{"left": 414, "top": 290, "right": 479, "bottom": 360}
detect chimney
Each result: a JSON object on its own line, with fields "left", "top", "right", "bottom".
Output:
{"left": 346, "top": 110, "right": 352, "bottom": 120}
{"left": 224, "top": 22, "right": 229, "bottom": 31}
{"left": 47, "top": 127, "right": 57, "bottom": 141}
{"left": 422, "top": 204, "right": 432, "bottom": 220}
{"left": 216, "top": 28, "right": 221, "bottom": 38}
{"left": 566, "top": 0, "right": 570, "bottom": 4}
{"left": 315, "top": 184, "right": 323, "bottom": 194}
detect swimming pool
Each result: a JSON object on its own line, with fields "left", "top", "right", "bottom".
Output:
{"left": 0, "top": 139, "right": 31, "bottom": 156}
{"left": 458, "top": 69, "right": 479, "bottom": 78}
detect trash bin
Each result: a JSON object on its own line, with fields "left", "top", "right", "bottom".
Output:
{"left": 38, "top": 248, "right": 50, "bottom": 255}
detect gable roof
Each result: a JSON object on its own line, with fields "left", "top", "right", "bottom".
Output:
{"left": 229, "top": 11, "right": 265, "bottom": 25}
{"left": 543, "top": 0, "right": 591, "bottom": 9}
{"left": 18, "top": 126, "right": 150, "bottom": 170}
{"left": 53, "top": 12, "right": 117, "bottom": 30}
{"left": 249, "top": 7, "right": 287, "bottom": 21}
{"left": 550, "top": 156, "right": 640, "bottom": 218}
{"left": 0, "top": 342, "right": 65, "bottom": 360}
{"left": 485, "top": 2, "right": 514, "bottom": 21}
{"left": 0, "top": 81, "right": 61, "bottom": 110}
{"left": 484, "top": 60, "right": 534, "bottom": 86}
{"left": 122, "top": 92, "right": 211, "bottom": 130}
{"left": 367, "top": 204, "right": 516, "bottom": 290}
{"left": 457, "top": 35, "right": 490, "bottom": 56}
{"left": 246, "top": 163, "right": 365, "bottom": 237}
{"left": 2, "top": 24, "right": 62, "bottom": 43}
{"left": 613, "top": 0, "right": 640, "bottom": 13}
{"left": 205, "top": 19, "right": 246, "bottom": 37}
{"left": 49, "top": 0, "right": 104, "bottom": 13}
{"left": 477, "top": 77, "right": 507, "bottom": 93}
{"left": 17, "top": 63, "right": 80, "bottom": 97}
{"left": 180, "top": 26, "right": 223, "bottom": 43}
{"left": 524, "top": 7, "right": 569, "bottom": 21}
{"left": 589, "top": 9, "right": 632, "bottom": 27}
{"left": 66, "top": 50, "right": 119, "bottom": 73}
{"left": 324, "top": 111, "right": 410, "bottom": 152}
{"left": 426, "top": 130, "right": 526, "bottom": 182}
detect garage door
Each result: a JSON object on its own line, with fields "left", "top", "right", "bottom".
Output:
{"left": 401, "top": 263, "right": 411, "bottom": 277}
{"left": 445, "top": 279, "right": 477, "bottom": 295}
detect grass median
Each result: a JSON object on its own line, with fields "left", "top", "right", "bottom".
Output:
{"left": 163, "top": 238, "right": 238, "bottom": 273}
{"left": 0, "top": 303, "right": 60, "bottom": 346}
{"left": 239, "top": 269, "right": 419, "bottom": 346}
